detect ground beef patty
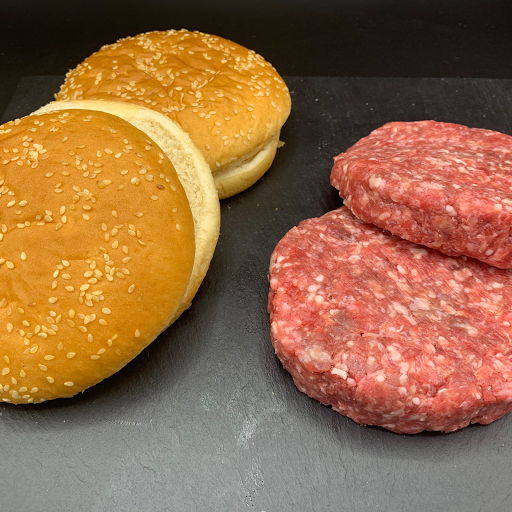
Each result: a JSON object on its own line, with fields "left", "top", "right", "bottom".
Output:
{"left": 331, "top": 121, "right": 512, "bottom": 268}
{"left": 268, "top": 207, "right": 512, "bottom": 434}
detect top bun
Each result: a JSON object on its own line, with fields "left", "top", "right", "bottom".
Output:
{"left": 56, "top": 29, "right": 292, "bottom": 198}
{"left": 34, "top": 100, "right": 221, "bottom": 322}
{"left": 0, "top": 109, "right": 195, "bottom": 403}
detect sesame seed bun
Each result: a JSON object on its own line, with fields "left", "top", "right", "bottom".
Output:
{"left": 34, "top": 100, "right": 221, "bottom": 321}
{"left": 56, "top": 29, "right": 292, "bottom": 199}
{"left": 0, "top": 109, "right": 196, "bottom": 403}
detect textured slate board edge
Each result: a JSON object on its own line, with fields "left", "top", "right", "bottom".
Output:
{"left": 0, "top": 76, "right": 511, "bottom": 512}
{"left": 0, "top": 76, "right": 63, "bottom": 124}
{"left": 3, "top": 75, "right": 512, "bottom": 129}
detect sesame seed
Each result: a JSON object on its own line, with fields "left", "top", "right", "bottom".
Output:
{"left": 46, "top": 377, "right": 55, "bottom": 384}
{"left": 135, "top": 330, "right": 140, "bottom": 338}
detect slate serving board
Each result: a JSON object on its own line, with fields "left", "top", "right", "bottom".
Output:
{"left": 1, "top": 76, "right": 512, "bottom": 512}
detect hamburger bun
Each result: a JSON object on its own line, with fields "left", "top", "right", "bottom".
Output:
{"left": 0, "top": 108, "right": 199, "bottom": 403}
{"left": 34, "top": 100, "right": 220, "bottom": 320}
{"left": 56, "top": 29, "right": 292, "bottom": 199}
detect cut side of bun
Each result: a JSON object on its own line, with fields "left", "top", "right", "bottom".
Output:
{"left": 0, "top": 109, "right": 197, "bottom": 403}
{"left": 214, "top": 132, "right": 281, "bottom": 200}
{"left": 56, "top": 29, "right": 291, "bottom": 198}
{"left": 35, "top": 100, "right": 220, "bottom": 322}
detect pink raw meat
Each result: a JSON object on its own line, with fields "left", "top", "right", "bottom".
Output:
{"left": 331, "top": 121, "right": 512, "bottom": 268}
{"left": 268, "top": 207, "right": 512, "bottom": 434}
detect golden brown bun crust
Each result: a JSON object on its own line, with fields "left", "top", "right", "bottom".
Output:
{"left": 0, "top": 110, "right": 195, "bottom": 404}
{"left": 34, "top": 100, "right": 220, "bottom": 324}
{"left": 56, "top": 29, "right": 291, "bottom": 196}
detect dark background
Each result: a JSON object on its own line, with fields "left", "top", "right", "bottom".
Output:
{"left": 2, "top": 2, "right": 512, "bottom": 512}
{"left": 1, "top": 0, "right": 512, "bottom": 116}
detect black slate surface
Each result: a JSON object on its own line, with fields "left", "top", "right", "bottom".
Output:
{"left": 1, "top": 76, "right": 512, "bottom": 512}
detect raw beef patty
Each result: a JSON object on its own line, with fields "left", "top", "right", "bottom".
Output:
{"left": 331, "top": 121, "right": 512, "bottom": 268}
{"left": 268, "top": 207, "right": 512, "bottom": 434}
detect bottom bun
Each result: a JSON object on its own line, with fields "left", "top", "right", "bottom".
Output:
{"left": 214, "top": 133, "right": 281, "bottom": 200}
{"left": 35, "top": 101, "right": 220, "bottom": 322}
